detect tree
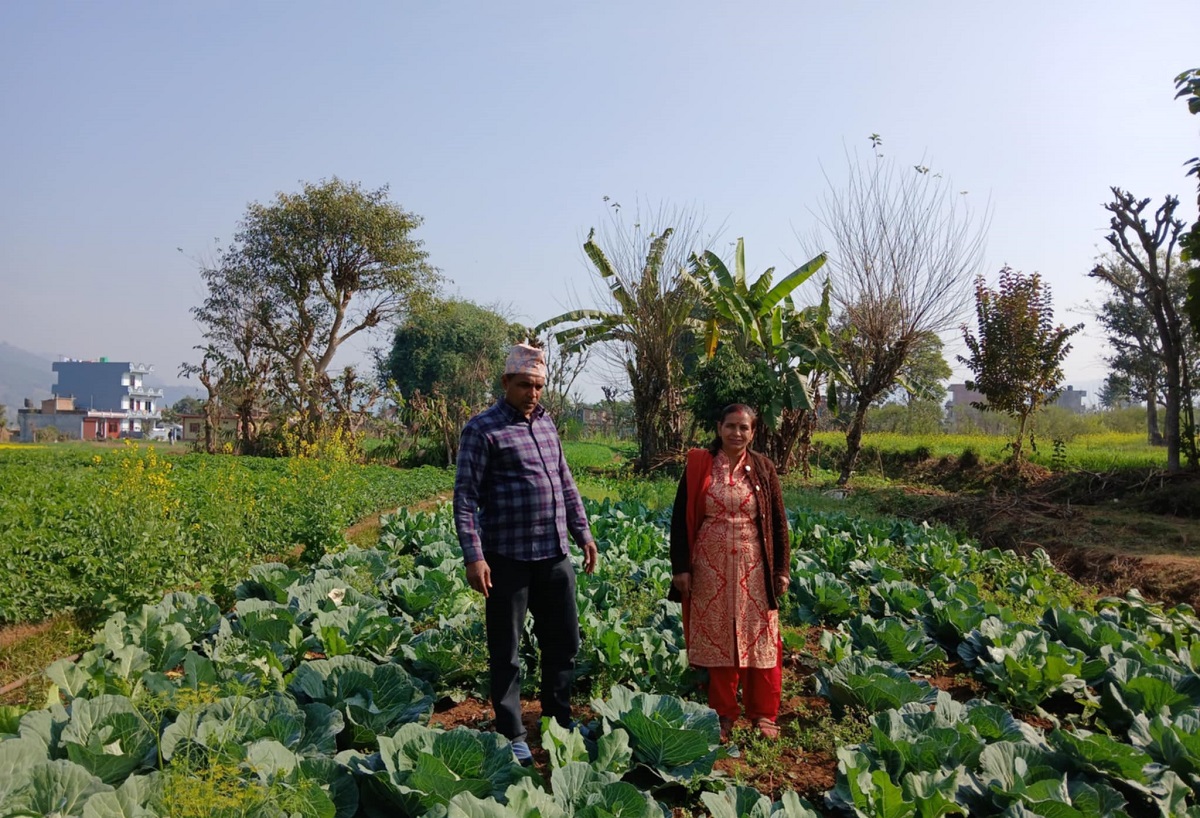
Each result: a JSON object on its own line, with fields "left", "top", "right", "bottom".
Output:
{"left": 171, "top": 396, "right": 204, "bottom": 416}
{"left": 537, "top": 332, "right": 590, "bottom": 423}
{"left": 539, "top": 206, "right": 710, "bottom": 472}
{"left": 1175, "top": 69, "right": 1200, "bottom": 339}
{"left": 383, "top": 298, "right": 522, "bottom": 410}
{"left": 855, "top": 331, "right": 951, "bottom": 437}
{"left": 688, "top": 345, "right": 779, "bottom": 443}
{"left": 688, "top": 238, "right": 845, "bottom": 471}
{"left": 813, "top": 144, "right": 988, "bottom": 484}
{"left": 1090, "top": 189, "right": 1195, "bottom": 471}
{"left": 958, "top": 267, "right": 1083, "bottom": 463}
{"left": 1097, "top": 374, "right": 1134, "bottom": 411}
{"left": 892, "top": 332, "right": 952, "bottom": 407}
{"left": 192, "top": 178, "right": 438, "bottom": 447}
{"left": 1088, "top": 254, "right": 1198, "bottom": 445}
{"left": 186, "top": 251, "right": 274, "bottom": 453}
{"left": 379, "top": 297, "right": 523, "bottom": 463}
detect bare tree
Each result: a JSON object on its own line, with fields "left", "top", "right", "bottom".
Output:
{"left": 1091, "top": 189, "right": 1195, "bottom": 471}
{"left": 812, "top": 144, "right": 988, "bottom": 484}
{"left": 536, "top": 330, "right": 590, "bottom": 423}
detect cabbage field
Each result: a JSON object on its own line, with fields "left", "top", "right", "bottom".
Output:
{"left": 3, "top": 497, "right": 1200, "bottom": 817}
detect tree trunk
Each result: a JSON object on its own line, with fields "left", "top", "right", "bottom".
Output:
{"left": 838, "top": 399, "right": 872, "bottom": 486}
{"left": 1012, "top": 409, "right": 1029, "bottom": 463}
{"left": 237, "top": 401, "right": 254, "bottom": 454}
{"left": 1146, "top": 389, "right": 1163, "bottom": 446}
{"left": 1164, "top": 354, "right": 1182, "bottom": 472}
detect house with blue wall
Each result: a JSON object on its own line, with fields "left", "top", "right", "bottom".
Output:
{"left": 50, "top": 358, "right": 163, "bottom": 435}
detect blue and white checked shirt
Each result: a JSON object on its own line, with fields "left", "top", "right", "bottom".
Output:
{"left": 453, "top": 399, "right": 593, "bottom": 565}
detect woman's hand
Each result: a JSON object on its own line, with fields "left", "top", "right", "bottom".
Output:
{"left": 672, "top": 572, "right": 692, "bottom": 597}
{"left": 774, "top": 575, "right": 790, "bottom": 597}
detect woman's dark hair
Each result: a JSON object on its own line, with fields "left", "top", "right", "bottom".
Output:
{"left": 708, "top": 403, "right": 758, "bottom": 453}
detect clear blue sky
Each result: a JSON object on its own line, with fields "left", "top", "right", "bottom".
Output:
{"left": 1, "top": 1, "right": 1196, "bottom": 401}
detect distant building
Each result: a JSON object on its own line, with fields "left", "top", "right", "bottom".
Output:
{"left": 50, "top": 359, "right": 163, "bottom": 435}
{"left": 177, "top": 411, "right": 269, "bottom": 445}
{"left": 17, "top": 397, "right": 126, "bottom": 442}
{"left": 945, "top": 383, "right": 985, "bottom": 411}
{"left": 1052, "top": 385, "right": 1087, "bottom": 413}
{"left": 178, "top": 412, "right": 238, "bottom": 444}
{"left": 944, "top": 383, "right": 1088, "bottom": 414}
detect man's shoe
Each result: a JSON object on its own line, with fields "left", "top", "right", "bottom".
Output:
{"left": 511, "top": 740, "right": 533, "bottom": 767}
{"left": 564, "top": 720, "right": 595, "bottom": 740}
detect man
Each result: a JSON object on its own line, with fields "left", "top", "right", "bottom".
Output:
{"left": 453, "top": 342, "right": 598, "bottom": 766}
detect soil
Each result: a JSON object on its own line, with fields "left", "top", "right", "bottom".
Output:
{"left": 861, "top": 460, "right": 1200, "bottom": 609}
{"left": 430, "top": 659, "right": 842, "bottom": 810}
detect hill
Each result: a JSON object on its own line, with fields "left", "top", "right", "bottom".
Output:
{"left": 0, "top": 342, "right": 53, "bottom": 425}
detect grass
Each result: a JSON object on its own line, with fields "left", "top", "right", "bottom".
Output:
{"left": 0, "top": 613, "right": 92, "bottom": 706}
{"left": 808, "top": 430, "right": 1169, "bottom": 474}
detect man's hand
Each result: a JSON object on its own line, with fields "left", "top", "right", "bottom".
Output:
{"left": 672, "top": 572, "right": 691, "bottom": 597}
{"left": 582, "top": 542, "right": 598, "bottom": 574}
{"left": 466, "top": 560, "right": 492, "bottom": 597}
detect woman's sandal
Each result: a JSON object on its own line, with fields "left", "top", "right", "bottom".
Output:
{"left": 754, "top": 718, "right": 780, "bottom": 740}
{"left": 718, "top": 717, "right": 735, "bottom": 743}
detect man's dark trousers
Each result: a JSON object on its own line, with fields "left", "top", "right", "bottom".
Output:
{"left": 484, "top": 552, "right": 580, "bottom": 742}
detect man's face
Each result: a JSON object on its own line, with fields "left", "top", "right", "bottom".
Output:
{"left": 502, "top": 373, "right": 545, "bottom": 418}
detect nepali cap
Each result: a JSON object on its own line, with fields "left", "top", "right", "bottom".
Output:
{"left": 504, "top": 343, "right": 547, "bottom": 379}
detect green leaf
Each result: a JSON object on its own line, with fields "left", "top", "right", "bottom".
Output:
{"left": 759, "top": 253, "right": 826, "bottom": 312}
{"left": 81, "top": 773, "right": 161, "bottom": 818}
{"left": 60, "top": 695, "right": 158, "bottom": 785}
{"left": 5, "top": 758, "right": 112, "bottom": 817}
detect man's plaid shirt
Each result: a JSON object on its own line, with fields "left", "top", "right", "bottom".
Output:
{"left": 453, "top": 399, "right": 593, "bottom": 564}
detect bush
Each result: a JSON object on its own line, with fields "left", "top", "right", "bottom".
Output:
{"left": 867, "top": 401, "right": 945, "bottom": 436}
{"left": 1096, "top": 406, "right": 1152, "bottom": 434}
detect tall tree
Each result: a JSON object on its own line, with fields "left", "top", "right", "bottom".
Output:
{"left": 1089, "top": 254, "right": 1196, "bottom": 445}
{"left": 813, "top": 142, "right": 988, "bottom": 484}
{"left": 1090, "top": 189, "right": 1195, "bottom": 471}
{"left": 539, "top": 206, "right": 709, "bottom": 472}
{"left": 958, "top": 267, "right": 1083, "bottom": 463}
{"left": 193, "top": 178, "right": 438, "bottom": 446}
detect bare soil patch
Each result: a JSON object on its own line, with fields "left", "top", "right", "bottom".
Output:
{"left": 869, "top": 460, "right": 1200, "bottom": 609}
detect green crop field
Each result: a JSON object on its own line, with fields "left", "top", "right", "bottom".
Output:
{"left": 4, "top": 451, "right": 1200, "bottom": 814}
{"left": 808, "top": 430, "right": 1170, "bottom": 474}
{"left": 0, "top": 443, "right": 454, "bottom": 625}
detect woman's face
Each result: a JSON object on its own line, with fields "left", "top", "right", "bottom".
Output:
{"left": 718, "top": 410, "right": 754, "bottom": 456}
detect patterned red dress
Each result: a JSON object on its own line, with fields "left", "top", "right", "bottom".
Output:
{"left": 686, "top": 451, "right": 780, "bottom": 669}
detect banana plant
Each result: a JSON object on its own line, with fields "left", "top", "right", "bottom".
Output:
{"left": 688, "top": 238, "right": 827, "bottom": 360}
{"left": 689, "top": 239, "right": 847, "bottom": 416}
{"left": 536, "top": 227, "right": 698, "bottom": 471}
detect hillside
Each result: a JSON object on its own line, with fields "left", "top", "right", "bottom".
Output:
{"left": 0, "top": 342, "right": 52, "bottom": 425}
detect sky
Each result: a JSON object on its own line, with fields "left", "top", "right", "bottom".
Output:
{"left": 1, "top": 1, "right": 1196, "bottom": 403}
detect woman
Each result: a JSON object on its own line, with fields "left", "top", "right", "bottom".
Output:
{"left": 669, "top": 404, "right": 790, "bottom": 741}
